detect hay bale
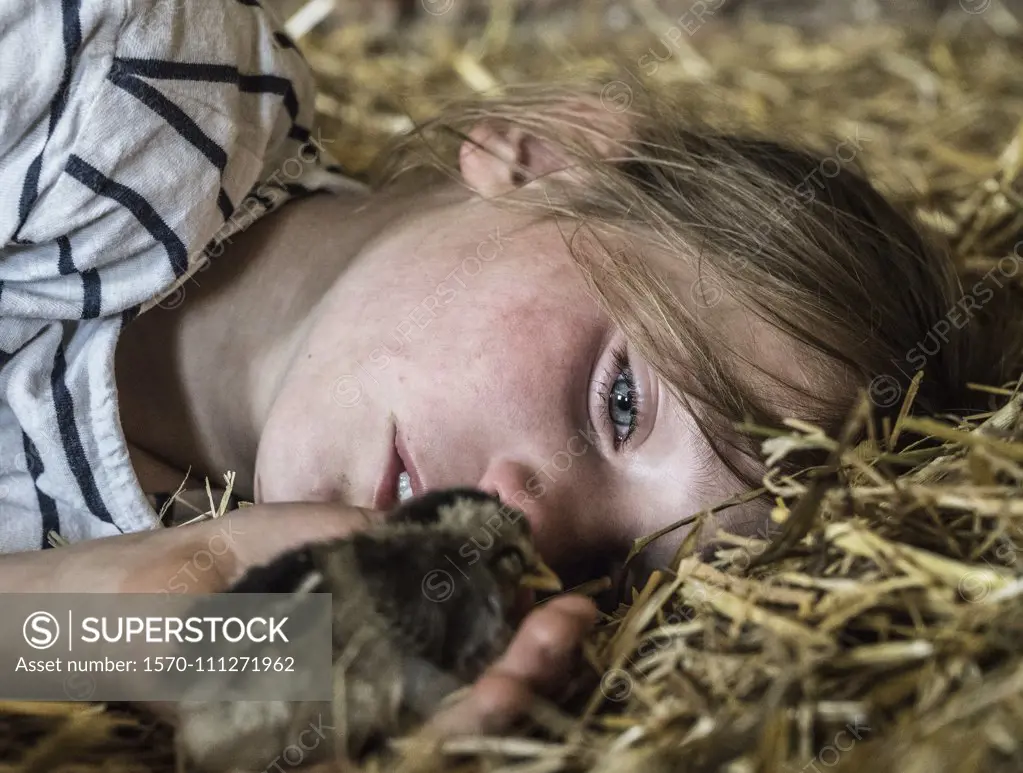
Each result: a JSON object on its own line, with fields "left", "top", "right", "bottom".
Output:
{"left": 3, "top": 4, "right": 1021, "bottom": 771}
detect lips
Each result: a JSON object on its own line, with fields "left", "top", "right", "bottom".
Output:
{"left": 373, "top": 437, "right": 403, "bottom": 511}
{"left": 372, "top": 425, "right": 423, "bottom": 510}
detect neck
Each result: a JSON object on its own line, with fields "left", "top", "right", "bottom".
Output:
{"left": 115, "top": 186, "right": 406, "bottom": 498}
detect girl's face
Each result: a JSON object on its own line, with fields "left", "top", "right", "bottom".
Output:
{"left": 253, "top": 127, "right": 794, "bottom": 578}
{"left": 254, "top": 194, "right": 780, "bottom": 578}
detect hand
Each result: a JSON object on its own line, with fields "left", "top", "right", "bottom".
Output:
{"left": 0, "top": 501, "right": 386, "bottom": 725}
{"left": 297, "top": 595, "right": 597, "bottom": 773}
{"left": 425, "top": 594, "right": 597, "bottom": 736}
{"left": 0, "top": 501, "right": 596, "bottom": 757}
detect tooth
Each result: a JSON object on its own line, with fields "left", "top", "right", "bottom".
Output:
{"left": 397, "top": 471, "right": 413, "bottom": 502}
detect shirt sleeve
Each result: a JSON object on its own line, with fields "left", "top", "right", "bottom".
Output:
{"left": 0, "top": 0, "right": 361, "bottom": 552}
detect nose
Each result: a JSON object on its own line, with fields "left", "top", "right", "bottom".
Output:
{"left": 472, "top": 456, "right": 581, "bottom": 564}
{"left": 480, "top": 456, "right": 577, "bottom": 569}
{"left": 478, "top": 456, "right": 620, "bottom": 589}
{"left": 477, "top": 457, "right": 537, "bottom": 519}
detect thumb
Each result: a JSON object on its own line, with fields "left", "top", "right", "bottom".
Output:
{"left": 201, "top": 501, "right": 388, "bottom": 585}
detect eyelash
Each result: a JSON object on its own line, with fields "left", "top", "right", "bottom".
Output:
{"left": 596, "top": 344, "right": 640, "bottom": 451}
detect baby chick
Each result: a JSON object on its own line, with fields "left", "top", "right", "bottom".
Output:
{"left": 175, "top": 488, "right": 561, "bottom": 772}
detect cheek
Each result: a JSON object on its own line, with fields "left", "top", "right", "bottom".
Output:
{"left": 254, "top": 370, "right": 350, "bottom": 503}
{"left": 464, "top": 308, "right": 585, "bottom": 435}
{"left": 480, "top": 262, "right": 597, "bottom": 360}
{"left": 408, "top": 265, "right": 592, "bottom": 390}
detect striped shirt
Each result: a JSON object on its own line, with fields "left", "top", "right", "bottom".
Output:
{"left": 0, "top": 0, "right": 362, "bottom": 552}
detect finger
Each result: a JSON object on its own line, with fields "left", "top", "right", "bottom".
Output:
{"left": 424, "top": 670, "right": 533, "bottom": 737}
{"left": 419, "top": 597, "right": 596, "bottom": 738}
{"left": 540, "top": 594, "right": 600, "bottom": 624}
{"left": 491, "top": 595, "right": 597, "bottom": 688}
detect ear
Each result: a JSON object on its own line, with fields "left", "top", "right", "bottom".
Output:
{"left": 458, "top": 122, "right": 565, "bottom": 197}
{"left": 457, "top": 98, "right": 633, "bottom": 197}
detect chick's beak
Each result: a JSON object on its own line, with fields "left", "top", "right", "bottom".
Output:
{"left": 519, "top": 559, "right": 563, "bottom": 592}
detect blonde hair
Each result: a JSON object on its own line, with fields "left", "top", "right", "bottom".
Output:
{"left": 372, "top": 82, "right": 1023, "bottom": 493}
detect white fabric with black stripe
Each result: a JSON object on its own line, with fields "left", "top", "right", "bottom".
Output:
{"left": 0, "top": 0, "right": 362, "bottom": 552}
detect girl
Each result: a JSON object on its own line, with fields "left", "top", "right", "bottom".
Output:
{"left": 1, "top": 0, "right": 1019, "bottom": 739}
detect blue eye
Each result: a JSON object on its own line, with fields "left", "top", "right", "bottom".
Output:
{"left": 598, "top": 345, "right": 640, "bottom": 450}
